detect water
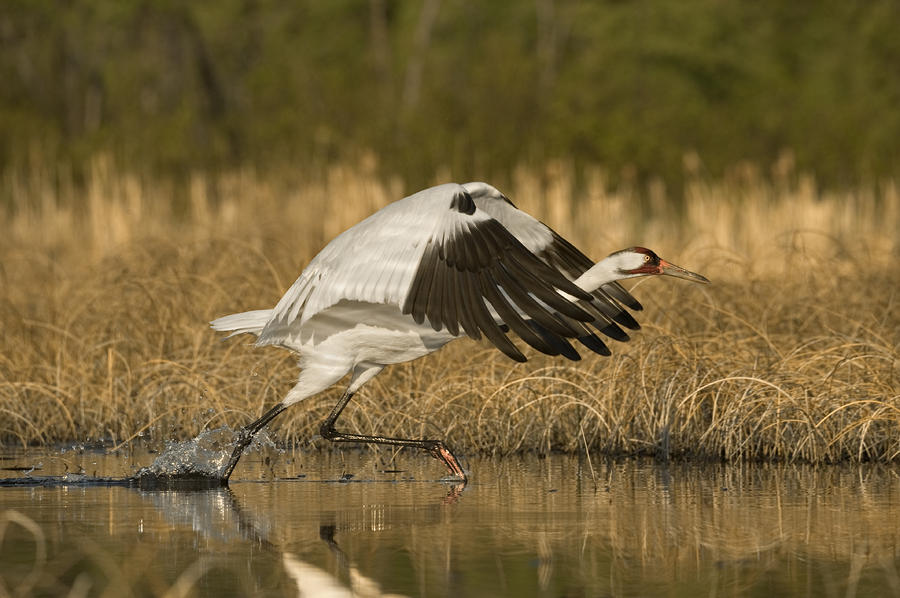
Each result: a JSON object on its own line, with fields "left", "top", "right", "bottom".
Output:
{"left": 2, "top": 446, "right": 900, "bottom": 597}
{"left": 138, "top": 426, "right": 240, "bottom": 478}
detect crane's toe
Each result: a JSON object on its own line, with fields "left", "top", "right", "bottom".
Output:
{"left": 427, "top": 442, "right": 468, "bottom": 483}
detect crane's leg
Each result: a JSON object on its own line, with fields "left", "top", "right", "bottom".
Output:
{"left": 320, "top": 389, "right": 467, "bottom": 483}
{"left": 222, "top": 403, "right": 287, "bottom": 481}
{"left": 221, "top": 365, "right": 350, "bottom": 481}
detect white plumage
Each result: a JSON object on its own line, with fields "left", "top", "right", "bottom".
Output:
{"left": 212, "top": 182, "right": 708, "bottom": 482}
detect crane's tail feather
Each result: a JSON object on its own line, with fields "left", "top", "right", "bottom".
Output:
{"left": 210, "top": 309, "right": 272, "bottom": 338}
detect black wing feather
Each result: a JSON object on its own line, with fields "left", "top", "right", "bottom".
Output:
{"left": 480, "top": 274, "right": 562, "bottom": 356}
{"left": 576, "top": 333, "right": 612, "bottom": 356}
{"left": 402, "top": 193, "right": 642, "bottom": 362}
{"left": 526, "top": 321, "right": 582, "bottom": 361}
{"left": 602, "top": 281, "right": 643, "bottom": 311}
{"left": 535, "top": 230, "right": 643, "bottom": 325}
{"left": 491, "top": 264, "right": 584, "bottom": 337}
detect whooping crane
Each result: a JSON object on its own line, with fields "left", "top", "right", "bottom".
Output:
{"left": 212, "top": 182, "right": 709, "bottom": 482}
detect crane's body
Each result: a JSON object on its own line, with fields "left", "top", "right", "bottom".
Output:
{"left": 212, "top": 182, "right": 708, "bottom": 482}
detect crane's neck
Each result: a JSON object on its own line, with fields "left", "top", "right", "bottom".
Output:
{"left": 572, "top": 255, "right": 627, "bottom": 294}
{"left": 554, "top": 254, "right": 631, "bottom": 302}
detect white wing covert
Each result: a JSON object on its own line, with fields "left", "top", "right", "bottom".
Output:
{"left": 256, "top": 186, "right": 445, "bottom": 346}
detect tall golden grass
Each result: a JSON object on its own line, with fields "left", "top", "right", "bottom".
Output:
{"left": 1, "top": 155, "right": 898, "bottom": 462}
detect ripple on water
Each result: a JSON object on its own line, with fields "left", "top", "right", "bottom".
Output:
{"left": 4, "top": 455, "right": 900, "bottom": 597}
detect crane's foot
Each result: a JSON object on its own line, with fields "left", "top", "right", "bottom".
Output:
{"left": 427, "top": 441, "right": 467, "bottom": 483}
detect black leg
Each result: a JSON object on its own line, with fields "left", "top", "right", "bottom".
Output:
{"left": 320, "top": 390, "right": 468, "bottom": 482}
{"left": 222, "top": 403, "right": 287, "bottom": 481}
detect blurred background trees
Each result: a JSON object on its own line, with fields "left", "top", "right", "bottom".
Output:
{"left": 2, "top": 0, "right": 898, "bottom": 195}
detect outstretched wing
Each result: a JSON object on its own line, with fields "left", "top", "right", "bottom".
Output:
{"left": 258, "top": 183, "right": 602, "bottom": 362}
{"left": 256, "top": 185, "right": 445, "bottom": 346}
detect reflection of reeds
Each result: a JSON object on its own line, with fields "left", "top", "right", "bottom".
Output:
{"left": 466, "top": 458, "right": 900, "bottom": 595}
{"left": 1, "top": 157, "right": 898, "bottom": 462}
{"left": 2, "top": 456, "right": 900, "bottom": 594}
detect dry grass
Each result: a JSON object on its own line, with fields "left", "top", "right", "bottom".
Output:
{"left": 1, "top": 155, "right": 899, "bottom": 462}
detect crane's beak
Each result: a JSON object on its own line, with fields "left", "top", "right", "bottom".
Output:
{"left": 658, "top": 260, "right": 710, "bottom": 284}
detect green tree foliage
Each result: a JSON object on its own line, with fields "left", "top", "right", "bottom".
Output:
{"left": 1, "top": 0, "right": 898, "bottom": 190}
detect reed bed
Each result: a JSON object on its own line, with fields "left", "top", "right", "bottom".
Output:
{"left": 1, "top": 156, "right": 898, "bottom": 462}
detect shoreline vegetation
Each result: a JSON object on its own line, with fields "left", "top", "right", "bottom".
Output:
{"left": 2, "top": 157, "right": 899, "bottom": 463}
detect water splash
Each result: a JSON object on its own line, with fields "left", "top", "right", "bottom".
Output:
{"left": 0, "top": 428, "right": 281, "bottom": 489}
{"left": 139, "top": 427, "right": 235, "bottom": 478}
{"left": 134, "top": 427, "right": 276, "bottom": 486}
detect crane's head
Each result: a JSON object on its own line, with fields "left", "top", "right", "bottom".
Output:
{"left": 609, "top": 247, "right": 710, "bottom": 283}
